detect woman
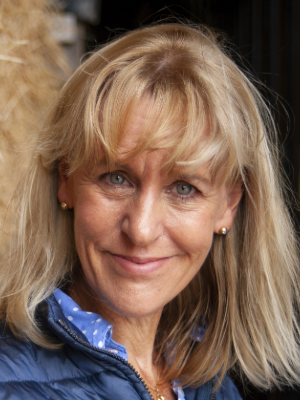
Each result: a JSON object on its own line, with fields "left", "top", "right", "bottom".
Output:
{"left": 0, "top": 23, "right": 300, "bottom": 400}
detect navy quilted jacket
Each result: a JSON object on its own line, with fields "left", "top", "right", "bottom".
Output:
{"left": 0, "top": 295, "right": 242, "bottom": 399}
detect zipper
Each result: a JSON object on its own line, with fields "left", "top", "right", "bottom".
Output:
{"left": 57, "top": 319, "right": 155, "bottom": 400}
{"left": 209, "top": 392, "right": 216, "bottom": 400}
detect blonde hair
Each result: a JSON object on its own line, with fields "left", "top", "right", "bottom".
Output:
{"left": 2, "top": 23, "right": 300, "bottom": 390}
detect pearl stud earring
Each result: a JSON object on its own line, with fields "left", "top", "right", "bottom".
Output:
{"left": 60, "top": 202, "right": 68, "bottom": 211}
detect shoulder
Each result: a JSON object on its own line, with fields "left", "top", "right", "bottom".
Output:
{"left": 0, "top": 322, "right": 84, "bottom": 384}
{"left": 184, "top": 376, "right": 242, "bottom": 400}
{"left": 0, "top": 323, "right": 52, "bottom": 383}
{"left": 215, "top": 376, "right": 243, "bottom": 400}
{"left": 0, "top": 322, "right": 151, "bottom": 400}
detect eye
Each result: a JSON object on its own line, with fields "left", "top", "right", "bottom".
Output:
{"left": 109, "top": 173, "right": 126, "bottom": 185}
{"left": 176, "top": 182, "right": 193, "bottom": 195}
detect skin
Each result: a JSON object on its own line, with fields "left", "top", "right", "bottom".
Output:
{"left": 58, "top": 108, "right": 242, "bottom": 400}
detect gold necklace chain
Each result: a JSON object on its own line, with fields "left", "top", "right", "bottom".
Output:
{"left": 144, "top": 379, "right": 165, "bottom": 400}
{"left": 134, "top": 358, "right": 165, "bottom": 400}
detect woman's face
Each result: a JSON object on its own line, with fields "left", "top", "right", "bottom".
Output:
{"left": 58, "top": 108, "right": 242, "bottom": 319}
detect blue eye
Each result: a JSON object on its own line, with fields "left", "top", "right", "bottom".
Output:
{"left": 176, "top": 182, "right": 192, "bottom": 195}
{"left": 109, "top": 173, "right": 125, "bottom": 185}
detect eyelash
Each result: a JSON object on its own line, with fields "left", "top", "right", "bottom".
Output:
{"left": 102, "top": 171, "right": 199, "bottom": 202}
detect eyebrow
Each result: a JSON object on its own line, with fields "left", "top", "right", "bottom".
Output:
{"left": 113, "top": 162, "right": 135, "bottom": 173}
{"left": 177, "top": 173, "right": 212, "bottom": 186}
{"left": 97, "top": 161, "right": 134, "bottom": 173}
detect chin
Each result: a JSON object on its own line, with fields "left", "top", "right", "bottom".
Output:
{"left": 99, "top": 291, "right": 167, "bottom": 319}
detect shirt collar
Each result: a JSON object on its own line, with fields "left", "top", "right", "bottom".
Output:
{"left": 53, "top": 288, "right": 128, "bottom": 359}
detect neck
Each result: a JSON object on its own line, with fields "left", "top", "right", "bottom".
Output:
{"left": 68, "top": 276, "right": 163, "bottom": 385}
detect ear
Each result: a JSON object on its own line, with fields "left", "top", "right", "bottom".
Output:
{"left": 214, "top": 183, "right": 243, "bottom": 234}
{"left": 57, "top": 159, "right": 74, "bottom": 209}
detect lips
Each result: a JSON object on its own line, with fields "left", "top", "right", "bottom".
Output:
{"left": 109, "top": 252, "right": 173, "bottom": 275}
{"left": 113, "top": 254, "right": 169, "bottom": 264}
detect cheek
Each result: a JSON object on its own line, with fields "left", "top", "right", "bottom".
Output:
{"left": 165, "top": 207, "right": 216, "bottom": 261}
{"left": 73, "top": 192, "right": 124, "bottom": 251}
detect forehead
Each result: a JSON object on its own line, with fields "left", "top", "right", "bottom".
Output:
{"left": 117, "top": 98, "right": 185, "bottom": 154}
{"left": 91, "top": 91, "right": 233, "bottom": 186}
{"left": 113, "top": 100, "right": 200, "bottom": 181}
{"left": 117, "top": 102, "right": 150, "bottom": 154}
{"left": 110, "top": 106, "right": 214, "bottom": 183}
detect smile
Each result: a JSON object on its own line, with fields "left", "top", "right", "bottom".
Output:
{"left": 109, "top": 253, "right": 173, "bottom": 275}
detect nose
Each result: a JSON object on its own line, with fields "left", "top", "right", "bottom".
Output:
{"left": 121, "top": 188, "right": 164, "bottom": 247}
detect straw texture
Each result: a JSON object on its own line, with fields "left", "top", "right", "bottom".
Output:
{"left": 0, "top": 0, "right": 70, "bottom": 254}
